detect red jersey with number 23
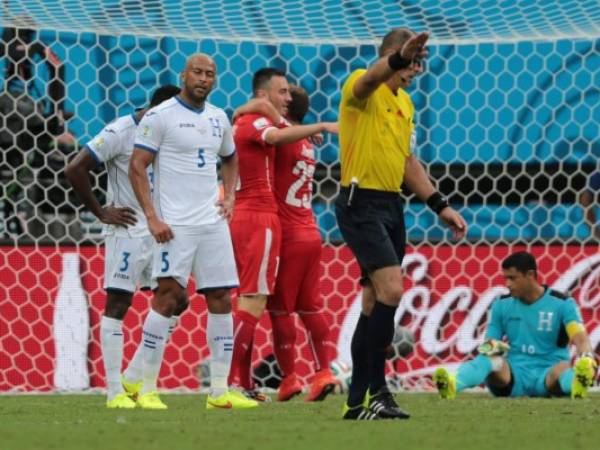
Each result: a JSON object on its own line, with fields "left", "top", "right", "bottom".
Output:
{"left": 233, "top": 113, "right": 279, "bottom": 213}
{"left": 274, "top": 137, "right": 321, "bottom": 241}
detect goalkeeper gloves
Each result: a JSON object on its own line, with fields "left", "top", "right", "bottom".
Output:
{"left": 477, "top": 339, "right": 510, "bottom": 357}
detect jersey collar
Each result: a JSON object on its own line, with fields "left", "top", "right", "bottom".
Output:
{"left": 175, "top": 95, "right": 205, "bottom": 114}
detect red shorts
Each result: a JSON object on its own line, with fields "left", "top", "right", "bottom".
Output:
{"left": 268, "top": 237, "right": 322, "bottom": 314}
{"left": 230, "top": 210, "right": 281, "bottom": 295}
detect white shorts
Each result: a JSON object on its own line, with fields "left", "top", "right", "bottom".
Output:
{"left": 104, "top": 235, "right": 154, "bottom": 293}
{"left": 152, "top": 222, "right": 239, "bottom": 292}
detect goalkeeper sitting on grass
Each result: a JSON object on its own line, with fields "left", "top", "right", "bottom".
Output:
{"left": 434, "top": 251, "right": 597, "bottom": 399}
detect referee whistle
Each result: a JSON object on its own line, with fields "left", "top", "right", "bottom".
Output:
{"left": 347, "top": 177, "right": 358, "bottom": 206}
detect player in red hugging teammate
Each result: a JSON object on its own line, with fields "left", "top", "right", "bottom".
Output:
{"left": 228, "top": 68, "right": 337, "bottom": 402}
{"left": 269, "top": 85, "right": 341, "bottom": 402}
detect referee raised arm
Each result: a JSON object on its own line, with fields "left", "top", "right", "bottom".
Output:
{"left": 336, "top": 28, "right": 467, "bottom": 420}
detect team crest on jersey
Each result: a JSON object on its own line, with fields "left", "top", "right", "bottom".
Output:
{"left": 94, "top": 137, "right": 105, "bottom": 147}
{"left": 141, "top": 125, "right": 151, "bottom": 137}
{"left": 537, "top": 311, "right": 554, "bottom": 331}
{"left": 253, "top": 117, "right": 269, "bottom": 130}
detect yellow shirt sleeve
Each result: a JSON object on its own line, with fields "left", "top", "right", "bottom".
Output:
{"left": 566, "top": 321, "right": 585, "bottom": 339}
{"left": 341, "top": 69, "right": 368, "bottom": 110}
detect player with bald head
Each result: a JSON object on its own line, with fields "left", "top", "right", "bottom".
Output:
{"left": 66, "top": 84, "right": 181, "bottom": 410}
{"left": 129, "top": 54, "right": 257, "bottom": 410}
{"left": 181, "top": 53, "right": 216, "bottom": 105}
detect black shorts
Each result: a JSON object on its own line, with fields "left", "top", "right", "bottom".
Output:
{"left": 334, "top": 187, "right": 406, "bottom": 284}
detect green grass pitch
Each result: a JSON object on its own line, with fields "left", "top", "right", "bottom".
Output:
{"left": 2, "top": 393, "right": 600, "bottom": 450}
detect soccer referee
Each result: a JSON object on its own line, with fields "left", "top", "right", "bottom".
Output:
{"left": 336, "top": 28, "right": 468, "bottom": 420}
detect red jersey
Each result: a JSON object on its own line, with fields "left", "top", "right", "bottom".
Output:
{"left": 274, "top": 137, "right": 321, "bottom": 240}
{"left": 233, "top": 113, "right": 278, "bottom": 213}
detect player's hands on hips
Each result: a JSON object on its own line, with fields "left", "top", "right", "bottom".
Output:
{"left": 216, "top": 195, "right": 235, "bottom": 223}
{"left": 438, "top": 207, "right": 467, "bottom": 239}
{"left": 148, "top": 217, "right": 174, "bottom": 243}
{"left": 99, "top": 206, "right": 137, "bottom": 227}
{"left": 400, "top": 32, "right": 429, "bottom": 62}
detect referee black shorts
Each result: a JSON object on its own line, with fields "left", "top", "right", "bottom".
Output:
{"left": 334, "top": 187, "right": 406, "bottom": 285}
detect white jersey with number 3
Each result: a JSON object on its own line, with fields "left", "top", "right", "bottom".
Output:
{"left": 85, "top": 114, "right": 150, "bottom": 238}
{"left": 134, "top": 96, "right": 235, "bottom": 226}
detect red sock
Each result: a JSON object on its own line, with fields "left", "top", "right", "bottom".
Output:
{"left": 300, "top": 313, "right": 333, "bottom": 371}
{"left": 269, "top": 312, "right": 297, "bottom": 377}
{"left": 228, "top": 310, "right": 259, "bottom": 389}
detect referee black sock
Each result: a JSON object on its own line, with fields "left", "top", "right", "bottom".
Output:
{"left": 367, "top": 301, "right": 397, "bottom": 395}
{"left": 347, "top": 313, "right": 369, "bottom": 408}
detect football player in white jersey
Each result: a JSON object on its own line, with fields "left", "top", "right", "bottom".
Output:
{"left": 66, "top": 85, "right": 182, "bottom": 409}
{"left": 129, "top": 53, "right": 257, "bottom": 410}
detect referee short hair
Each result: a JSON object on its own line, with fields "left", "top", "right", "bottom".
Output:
{"left": 378, "top": 28, "right": 415, "bottom": 57}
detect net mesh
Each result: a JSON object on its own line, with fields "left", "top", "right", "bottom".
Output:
{"left": 4, "top": 0, "right": 600, "bottom": 44}
{"left": 1, "top": 0, "right": 599, "bottom": 392}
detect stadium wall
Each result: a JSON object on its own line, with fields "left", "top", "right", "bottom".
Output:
{"left": 1, "top": 245, "right": 599, "bottom": 392}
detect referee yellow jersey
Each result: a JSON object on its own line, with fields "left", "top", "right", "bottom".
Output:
{"left": 339, "top": 68, "right": 415, "bottom": 192}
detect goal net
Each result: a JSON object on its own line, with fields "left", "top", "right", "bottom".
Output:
{"left": 1, "top": 0, "right": 599, "bottom": 392}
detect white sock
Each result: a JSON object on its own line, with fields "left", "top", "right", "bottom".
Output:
{"left": 206, "top": 312, "right": 233, "bottom": 397}
{"left": 100, "top": 316, "right": 124, "bottom": 401}
{"left": 140, "top": 309, "right": 171, "bottom": 395}
{"left": 168, "top": 315, "right": 179, "bottom": 338}
{"left": 125, "top": 315, "right": 179, "bottom": 383}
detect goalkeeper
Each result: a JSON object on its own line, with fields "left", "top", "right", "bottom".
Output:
{"left": 434, "top": 251, "right": 597, "bottom": 399}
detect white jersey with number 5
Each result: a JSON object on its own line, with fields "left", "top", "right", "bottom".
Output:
{"left": 85, "top": 114, "right": 150, "bottom": 238}
{"left": 134, "top": 96, "right": 235, "bottom": 226}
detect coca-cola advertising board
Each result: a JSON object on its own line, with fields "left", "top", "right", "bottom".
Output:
{"left": 1, "top": 244, "right": 598, "bottom": 391}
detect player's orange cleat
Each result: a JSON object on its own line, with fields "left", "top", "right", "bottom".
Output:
{"left": 305, "top": 368, "right": 340, "bottom": 402}
{"left": 277, "top": 373, "right": 302, "bottom": 402}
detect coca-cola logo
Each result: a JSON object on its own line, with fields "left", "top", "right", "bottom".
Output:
{"left": 336, "top": 252, "right": 600, "bottom": 367}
